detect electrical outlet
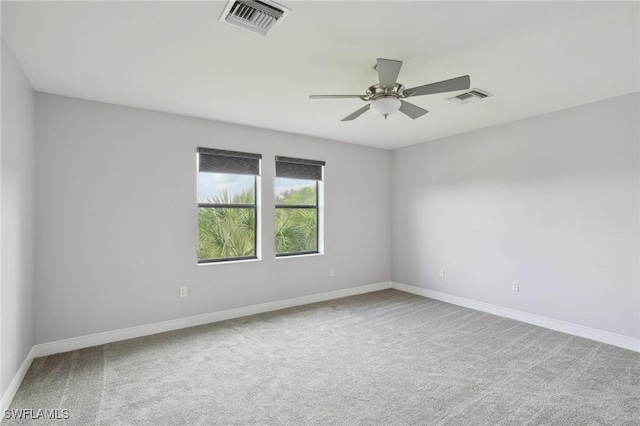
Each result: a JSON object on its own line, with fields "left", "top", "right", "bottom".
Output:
{"left": 329, "top": 268, "right": 335, "bottom": 277}
{"left": 180, "top": 286, "right": 188, "bottom": 297}
{"left": 439, "top": 269, "right": 445, "bottom": 278}
{"left": 511, "top": 281, "right": 519, "bottom": 292}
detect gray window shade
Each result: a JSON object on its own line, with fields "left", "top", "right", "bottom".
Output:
{"left": 198, "top": 148, "right": 261, "bottom": 175}
{"left": 275, "top": 156, "right": 325, "bottom": 181}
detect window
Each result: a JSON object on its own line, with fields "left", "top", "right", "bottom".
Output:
{"left": 275, "top": 156, "right": 325, "bottom": 257}
{"left": 197, "top": 148, "right": 261, "bottom": 263}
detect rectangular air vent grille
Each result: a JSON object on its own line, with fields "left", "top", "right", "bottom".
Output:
{"left": 220, "top": 0, "right": 290, "bottom": 36}
{"left": 449, "top": 88, "right": 492, "bottom": 104}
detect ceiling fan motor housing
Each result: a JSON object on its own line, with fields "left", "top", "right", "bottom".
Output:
{"left": 366, "top": 83, "right": 407, "bottom": 100}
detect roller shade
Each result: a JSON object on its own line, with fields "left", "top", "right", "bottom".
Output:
{"left": 198, "top": 148, "right": 261, "bottom": 175}
{"left": 275, "top": 156, "right": 325, "bottom": 181}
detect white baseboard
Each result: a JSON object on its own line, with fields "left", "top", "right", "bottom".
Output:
{"left": 0, "top": 347, "right": 36, "bottom": 419}
{"left": 31, "top": 281, "right": 392, "bottom": 358}
{"left": 390, "top": 281, "right": 640, "bottom": 352}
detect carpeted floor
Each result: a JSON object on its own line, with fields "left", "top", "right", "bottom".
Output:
{"left": 6, "top": 289, "right": 640, "bottom": 425}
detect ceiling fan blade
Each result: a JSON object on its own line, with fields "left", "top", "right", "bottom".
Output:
{"left": 341, "top": 104, "right": 371, "bottom": 121}
{"left": 406, "top": 75, "right": 470, "bottom": 97}
{"left": 309, "top": 95, "right": 365, "bottom": 99}
{"left": 377, "top": 58, "right": 403, "bottom": 89}
{"left": 399, "top": 101, "right": 429, "bottom": 119}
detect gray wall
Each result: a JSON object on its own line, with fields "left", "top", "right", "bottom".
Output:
{"left": 1, "top": 41, "right": 35, "bottom": 396}
{"left": 392, "top": 93, "right": 639, "bottom": 338}
{"left": 15, "top": 71, "right": 640, "bottom": 354}
{"left": 34, "top": 93, "right": 391, "bottom": 344}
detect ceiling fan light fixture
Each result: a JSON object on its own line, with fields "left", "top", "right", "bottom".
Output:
{"left": 370, "top": 96, "right": 401, "bottom": 118}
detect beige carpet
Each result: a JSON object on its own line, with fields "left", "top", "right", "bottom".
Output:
{"left": 6, "top": 289, "right": 640, "bottom": 425}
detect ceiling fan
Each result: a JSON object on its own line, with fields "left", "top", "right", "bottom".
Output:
{"left": 310, "top": 58, "right": 470, "bottom": 121}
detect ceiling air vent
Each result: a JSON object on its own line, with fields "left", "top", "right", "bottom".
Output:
{"left": 449, "top": 88, "right": 492, "bottom": 105}
{"left": 220, "top": 0, "right": 290, "bottom": 36}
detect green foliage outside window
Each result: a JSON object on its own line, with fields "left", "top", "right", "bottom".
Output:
{"left": 276, "top": 186, "right": 316, "bottom": 205}
{"left": 197, "top": 185, "right": 318, "bottom": 260}
{"left": 275, "top": 208, "right": 317, "bottom": 254}
{"left": 198, "top": 189, "right": 255, "bottom": 260}
{"left": 275, "top": 184, "right": 318, "bottom": 255}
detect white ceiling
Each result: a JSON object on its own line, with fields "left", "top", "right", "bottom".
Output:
{"left": 2, "top": 1, "right": 638, "bottom": 150}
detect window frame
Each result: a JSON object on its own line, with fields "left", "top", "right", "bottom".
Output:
{"left": 274, "top": 156, "right": 325, "bottom": 258}
{"left": 197, "top": 148, "right": 261, "bottom": 264}
{"left": 275, "top": 179, "right": 320, "bottom": 257}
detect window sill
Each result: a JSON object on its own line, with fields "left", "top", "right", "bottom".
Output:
{"left": 197, "top": 257, "right": 260, "bottom": 266}
{"left": 275, "top": 252, "right": 324, "bottom": 260}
